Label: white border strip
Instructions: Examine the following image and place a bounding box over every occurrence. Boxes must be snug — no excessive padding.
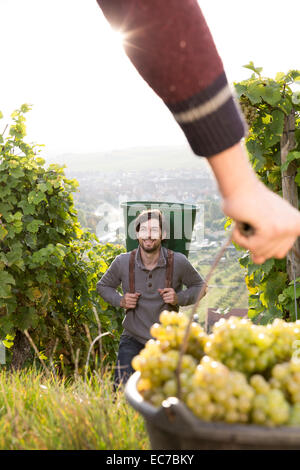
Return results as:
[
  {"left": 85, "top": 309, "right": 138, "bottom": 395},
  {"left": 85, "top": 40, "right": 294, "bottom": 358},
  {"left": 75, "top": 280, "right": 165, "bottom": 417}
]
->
[{"left": 173, "top": 84, "right": 232, "bottom": 124}]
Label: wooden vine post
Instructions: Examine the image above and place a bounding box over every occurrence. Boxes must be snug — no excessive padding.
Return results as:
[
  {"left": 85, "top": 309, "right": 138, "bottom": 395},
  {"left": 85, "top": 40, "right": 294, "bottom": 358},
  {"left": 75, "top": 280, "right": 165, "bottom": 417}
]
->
[
  {"left": 280, "top": 108, "right": 300, "bottom": 281},
  {"left": 235, "top": 65, "right": 300, "bottom": 322}
]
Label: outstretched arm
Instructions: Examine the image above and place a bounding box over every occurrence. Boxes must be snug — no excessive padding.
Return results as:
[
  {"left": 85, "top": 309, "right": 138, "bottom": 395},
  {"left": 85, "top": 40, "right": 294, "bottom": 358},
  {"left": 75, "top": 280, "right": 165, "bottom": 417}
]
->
[
  {"left": 96, "top": 0, "right": 245, "bottom": 157},
  {"left": 96, "top": 0, "right": 300, "bottom": 263}
]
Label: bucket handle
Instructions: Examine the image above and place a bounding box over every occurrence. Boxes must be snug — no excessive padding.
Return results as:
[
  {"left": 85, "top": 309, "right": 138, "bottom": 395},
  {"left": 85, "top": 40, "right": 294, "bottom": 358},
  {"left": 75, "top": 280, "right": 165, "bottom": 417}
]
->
[{"left": 175, "top": 221, "right": 254, "bottom": 400}]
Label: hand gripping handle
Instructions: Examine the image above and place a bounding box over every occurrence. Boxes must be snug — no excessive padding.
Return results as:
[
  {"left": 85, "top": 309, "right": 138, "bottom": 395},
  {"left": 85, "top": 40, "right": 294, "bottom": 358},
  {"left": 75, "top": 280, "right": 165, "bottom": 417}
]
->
[{"left": 236, "top": 221, "right": 255, "bottom": 238}]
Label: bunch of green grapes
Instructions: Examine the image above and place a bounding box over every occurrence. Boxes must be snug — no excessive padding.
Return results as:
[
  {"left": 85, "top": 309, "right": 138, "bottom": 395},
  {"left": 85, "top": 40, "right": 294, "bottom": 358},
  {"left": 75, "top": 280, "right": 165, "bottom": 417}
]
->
[
  {"left": 269, "top": 360, "right": 300, "bottom": 426},
  {"left": 205, "top": 316, "right": 277, "bottom": 374},
  {"left": 270, "top": 360, "right": 300, "bottom": 404},
  {"left": 289, "top": 403, "right": 300, "bottom": 426},
  {"left": 267, "top": 319, "right": 300, "bottom": 362},
  {"left": 133, "top": 313, "right": 300, "bottom": 427},
  {"left": 186, "top": 356, "right": 254, "bottom": 423},
  {"left": 205, "top": 317, "right": 300, "bottom": 375},
  {"left": 132, "top": 310, "right": 207, "bottom": 406},
  {"left": 250, "top": 374, "right": 290, "bottom": 426},
  {"left": 132, "top": 337, "right": 198, "bottom": 407},
  {"left": 150, "top": 310, "right": 207, "bottom": 360},
  {"left": 239, "top": 96, "right": 259, "bottom": 127}
]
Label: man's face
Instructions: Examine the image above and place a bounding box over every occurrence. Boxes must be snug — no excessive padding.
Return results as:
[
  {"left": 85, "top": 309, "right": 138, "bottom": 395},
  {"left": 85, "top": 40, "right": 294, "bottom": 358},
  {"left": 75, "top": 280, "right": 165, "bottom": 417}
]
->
[{"left": 137, "top": 218, "right": 162, "bottom": 253}]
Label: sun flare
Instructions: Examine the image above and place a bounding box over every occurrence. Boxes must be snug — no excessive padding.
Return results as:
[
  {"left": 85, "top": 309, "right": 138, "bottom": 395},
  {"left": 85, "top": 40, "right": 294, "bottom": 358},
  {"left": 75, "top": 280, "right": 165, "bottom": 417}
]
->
[{"left": 108, "top": 30, "right": 125, "bottom": 50}]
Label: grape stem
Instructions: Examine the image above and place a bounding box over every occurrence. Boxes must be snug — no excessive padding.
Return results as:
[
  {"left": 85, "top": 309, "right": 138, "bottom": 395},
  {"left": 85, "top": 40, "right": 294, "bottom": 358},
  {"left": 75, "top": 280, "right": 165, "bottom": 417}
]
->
[{"left": 175, "top": 229, "right": 234, "bottom": 401}]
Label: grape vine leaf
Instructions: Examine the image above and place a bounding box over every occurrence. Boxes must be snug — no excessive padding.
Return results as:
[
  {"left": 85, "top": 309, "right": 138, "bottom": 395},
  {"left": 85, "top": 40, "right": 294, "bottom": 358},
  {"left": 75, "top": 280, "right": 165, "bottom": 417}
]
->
[
  {"left": 246, "top": 82, "right": 264, "bottom": 104},
  {"left": 246, "top": 139, "right": 265, "bottom": 170},
  {"left": 0, "top": 271, "right": 15, "bottom": 298},
  {"left": 27, "top": 219, "right": 43, "bottom": 233},
  {"left": 234, "top": 83, "right": 248, "bottom": 99},
  {"left": 264, "top": 272, "right": 288, "bottom": 304},
  {"left": 275, "top": 72, "right": 285, "bottom": 82},
  {"left": 281, "top": 151, "right": 300, "bottom": 172},
  {"left": 292, "top": 91, "right": 300, "bottom": 106},
  {"left": 0, "top": 225, "right": 8, "bottom": 241},
  {"left": 295, "top": 169, "right": 300, "bottom": 186},
  {"left": 243, "top": 62, "right": 263, "bottom": 76},
  {"left": 259, "top": 82, "right": 282, "bottom": 106},
  {"left": 10, "top": 168, "right": 25, "bottom": 179},
  {"left": 270, "top": 110, "right": 285, "bottom": 136}
]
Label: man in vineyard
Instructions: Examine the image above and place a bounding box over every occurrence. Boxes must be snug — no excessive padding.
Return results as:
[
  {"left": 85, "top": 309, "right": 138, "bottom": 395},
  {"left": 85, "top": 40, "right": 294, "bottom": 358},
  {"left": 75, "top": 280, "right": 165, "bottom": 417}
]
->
[
  {"left": 96, "top": 0, "right": 300, "bottom": 265},
  {"left": 97, "top": 209, "right": 206, "bottom": 387}
]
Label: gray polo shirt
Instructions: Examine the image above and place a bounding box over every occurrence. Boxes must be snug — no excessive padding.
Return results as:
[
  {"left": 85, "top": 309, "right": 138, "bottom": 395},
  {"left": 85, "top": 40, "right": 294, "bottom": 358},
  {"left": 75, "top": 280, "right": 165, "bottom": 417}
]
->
[{"left": 96, "top": 245, "right": 204, "bottom": 345}]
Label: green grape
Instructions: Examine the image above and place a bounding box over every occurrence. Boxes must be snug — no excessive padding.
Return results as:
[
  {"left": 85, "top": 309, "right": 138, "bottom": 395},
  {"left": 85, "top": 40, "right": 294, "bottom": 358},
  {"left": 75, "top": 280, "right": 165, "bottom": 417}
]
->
[
  {"left": 186, "top": 356, "right": 254, "bottom": 423},
  {"left": 137, "top": 377, "right": 153, "bottom": 394},
  {"left": 163, "top": 379, "right": 177, "bottom": 397},
  {"left": 250, "top": 375, "right": 270, "bottom": 395},
  {"left": 133, "top": 324, "right": 198, "bottom": 407},
  {"left": 139, "top": 339, "right": 161, "bottom": 359},
  {"left": 149, "top": 390, "right": 165, "bottom": 407},
  {"left": 268, "top": 390, "right": 291, "bottom": 425},
  {"left": 239, "top": 96, "right": 259, "bottom": 127},
  {"left": 238, "top": 395, "right": 253, "bottom": 413},
  {"left": 205, "top": 316, "right": 300, "bottom": 376},
  {"left": 150, "top": 310, "right": 207, "bottom": 360},
  {"left": 289, "top": 403, "right": 300, "bottom": 426},
  {"left": 159, "top": 310, "right": 189, "bottom": 328},
  {"left": 270, "top": 358, "right": 300, "bottom": 404},
  {"left": 205, "top": 316, "right": 276, "bottom": 374},
  {"left": 134, "top": 312, "right": 300, "bottom": 427},
  {"left": 252, "top": 408, "right": 267, "bottom": 425},
  {"left": 225, "top": 410, "right": 240, "bottom": 423},
  {"left": 251, "top": 389, "right": 290, "bottom": 426},
  {"left": 268, "top": 319, "right": 300, "bottom": 361}
]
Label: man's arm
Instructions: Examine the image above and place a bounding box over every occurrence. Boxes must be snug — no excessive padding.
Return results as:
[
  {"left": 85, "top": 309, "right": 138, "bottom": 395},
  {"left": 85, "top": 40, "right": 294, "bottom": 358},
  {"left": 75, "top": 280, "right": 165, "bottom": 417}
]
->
[
  {"left": 96, "top": 0, "right": 245, "bottom": 158},
  {"left": 96, "top": 0, "right": 300, "bottom": 263},
  {"left": 96, "top": 256, "right": 123, "bottom": 308},
  {"left": 176, "top": 255, "right": 206, "bottom": 307}
]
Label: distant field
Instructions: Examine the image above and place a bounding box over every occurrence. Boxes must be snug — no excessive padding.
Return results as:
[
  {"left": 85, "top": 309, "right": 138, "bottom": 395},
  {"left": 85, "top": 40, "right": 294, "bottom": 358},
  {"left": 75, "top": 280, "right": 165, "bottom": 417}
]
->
[{"left": 44, "top": 145, "right": 210, "bottom": 173}]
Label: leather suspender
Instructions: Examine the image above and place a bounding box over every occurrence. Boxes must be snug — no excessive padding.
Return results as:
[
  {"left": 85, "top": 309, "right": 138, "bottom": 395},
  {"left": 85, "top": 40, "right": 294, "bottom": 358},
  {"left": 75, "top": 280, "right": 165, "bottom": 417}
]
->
[
  {"left": 129, "top": 249, "right": 137, "bottom": 293},
  {"left": 129, "top": 248, "right": 174, "bottom": 292},
  {"left": 165, "top": 249, "right": 174, "bottom": 288}
]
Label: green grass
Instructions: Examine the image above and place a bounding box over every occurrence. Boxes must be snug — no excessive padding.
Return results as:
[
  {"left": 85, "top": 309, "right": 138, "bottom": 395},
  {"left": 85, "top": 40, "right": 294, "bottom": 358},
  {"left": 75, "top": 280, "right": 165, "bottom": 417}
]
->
[
  {"left": 0, "top": 367, "right": 149, "bottom": 450},
  {"left": 0, "top": 244, "right": 249, "bottom": 450}
]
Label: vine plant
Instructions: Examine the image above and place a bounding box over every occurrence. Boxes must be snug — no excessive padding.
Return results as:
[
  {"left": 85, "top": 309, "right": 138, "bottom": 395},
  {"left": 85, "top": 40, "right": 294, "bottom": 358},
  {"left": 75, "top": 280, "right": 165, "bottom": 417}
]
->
[
  {"left": 230, "top": 63, "right": 300, "bottom": 323},
  {"left": 0, "top": 105, "right": 125, "bottom": 371}
]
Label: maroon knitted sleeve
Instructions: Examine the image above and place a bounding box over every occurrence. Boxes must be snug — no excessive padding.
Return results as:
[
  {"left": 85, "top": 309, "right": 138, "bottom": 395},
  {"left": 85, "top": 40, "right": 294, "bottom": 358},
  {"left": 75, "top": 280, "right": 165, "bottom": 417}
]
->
[{"left": 96, "top": 0, "right": 247, "bottom": 157}]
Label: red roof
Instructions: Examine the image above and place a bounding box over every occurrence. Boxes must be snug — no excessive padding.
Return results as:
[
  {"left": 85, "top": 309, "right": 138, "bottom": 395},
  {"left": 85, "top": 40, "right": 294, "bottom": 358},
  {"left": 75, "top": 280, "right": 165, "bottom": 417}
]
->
[{"left": 205, "top": 308, "right": 248, "bottom": 332}]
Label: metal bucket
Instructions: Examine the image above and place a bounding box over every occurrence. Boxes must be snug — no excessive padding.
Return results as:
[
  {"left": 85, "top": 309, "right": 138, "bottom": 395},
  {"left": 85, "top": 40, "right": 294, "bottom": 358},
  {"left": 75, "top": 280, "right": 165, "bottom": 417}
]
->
[{"left": 125, "top": 371, "right": 300, "bottom": 450}]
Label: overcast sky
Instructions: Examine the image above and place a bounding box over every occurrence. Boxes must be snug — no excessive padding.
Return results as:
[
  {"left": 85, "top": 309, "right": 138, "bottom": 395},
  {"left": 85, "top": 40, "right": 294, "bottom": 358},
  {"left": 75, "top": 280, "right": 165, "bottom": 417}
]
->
[{"left": 1, "top": 0, "right": 299, "bottom": 158}]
